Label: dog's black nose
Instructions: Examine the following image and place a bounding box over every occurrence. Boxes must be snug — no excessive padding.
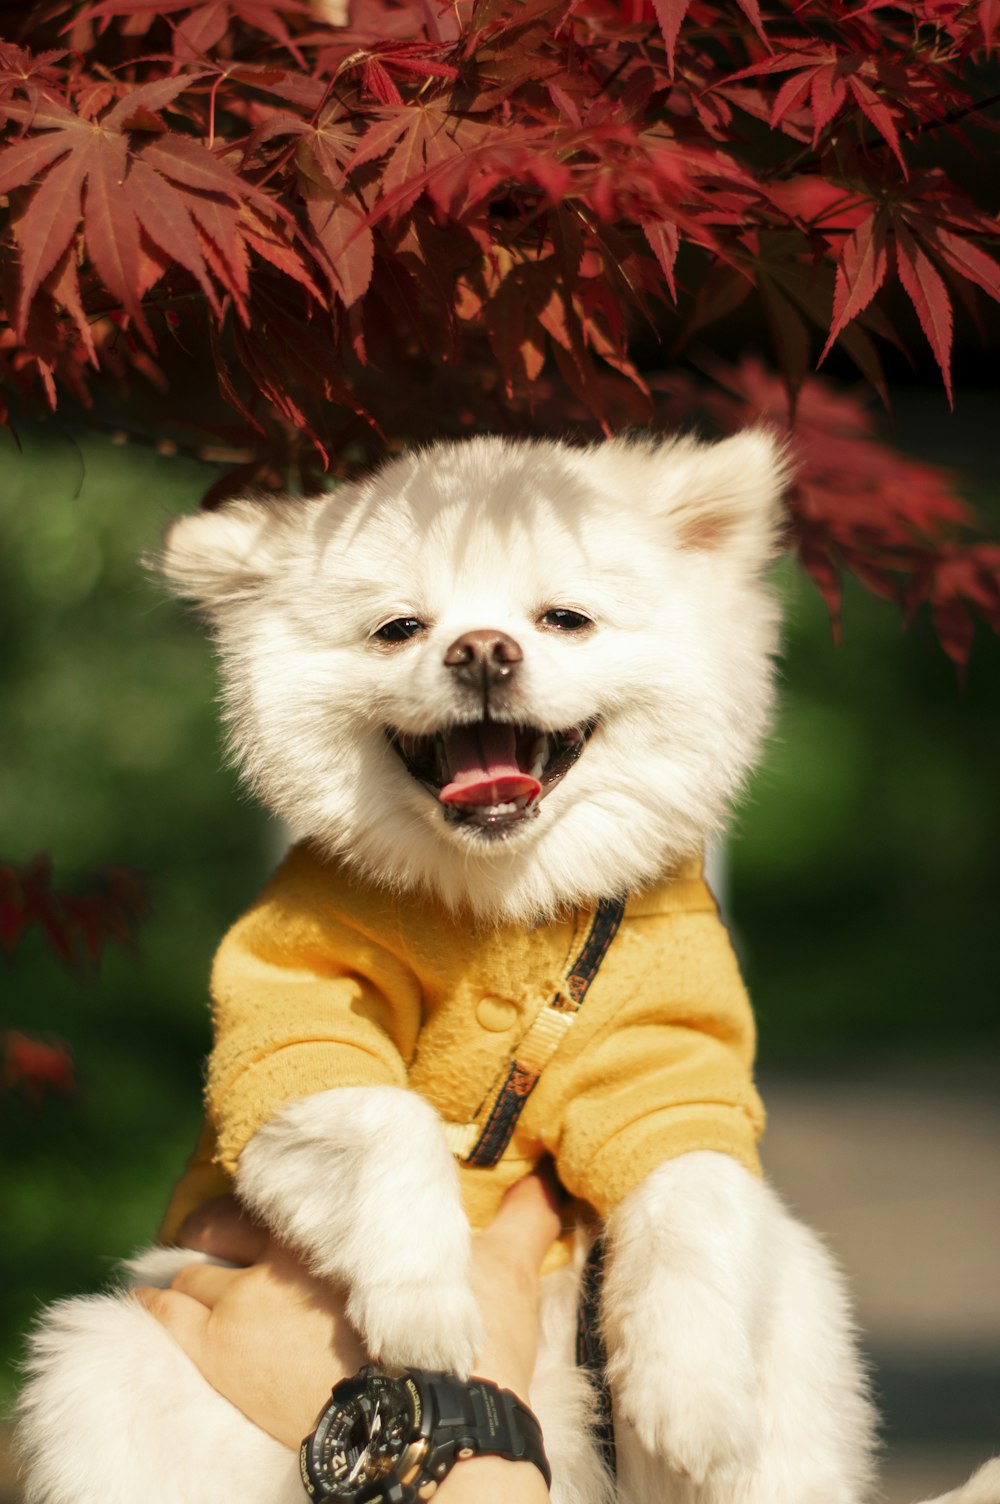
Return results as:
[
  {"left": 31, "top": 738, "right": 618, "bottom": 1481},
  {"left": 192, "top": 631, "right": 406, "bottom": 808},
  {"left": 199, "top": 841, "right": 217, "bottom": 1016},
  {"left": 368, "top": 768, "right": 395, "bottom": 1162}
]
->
[{"left": 443, "top": 629, "right": 523, "bottom": 691}]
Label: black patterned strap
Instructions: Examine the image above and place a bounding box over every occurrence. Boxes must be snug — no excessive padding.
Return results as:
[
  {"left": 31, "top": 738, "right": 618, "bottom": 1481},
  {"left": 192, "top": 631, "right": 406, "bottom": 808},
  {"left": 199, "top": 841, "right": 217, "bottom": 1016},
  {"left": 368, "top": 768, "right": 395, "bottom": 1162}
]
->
[
  {"left": 576, "top": 1235, "right": 616, "bottom": 1479},
  {"left": 563, "top": 895, "right": 626, "bottom": 1006}
]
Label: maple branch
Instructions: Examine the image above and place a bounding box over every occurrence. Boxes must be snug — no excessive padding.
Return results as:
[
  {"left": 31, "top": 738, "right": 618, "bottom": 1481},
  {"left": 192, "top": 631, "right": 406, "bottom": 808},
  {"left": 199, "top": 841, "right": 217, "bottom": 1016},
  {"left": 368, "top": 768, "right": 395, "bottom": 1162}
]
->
[
  {"left": 904, "top": 87, "right": 1000, "bottom": 140},
  {"left": 590, "top": 51, "right": 632, "bottom": 97},
  {"left": 760, "top": 86, "right": 1000, "bottom": 183},
  {"left": 84, "top": 418, "right": 257, "bottom": 466}
]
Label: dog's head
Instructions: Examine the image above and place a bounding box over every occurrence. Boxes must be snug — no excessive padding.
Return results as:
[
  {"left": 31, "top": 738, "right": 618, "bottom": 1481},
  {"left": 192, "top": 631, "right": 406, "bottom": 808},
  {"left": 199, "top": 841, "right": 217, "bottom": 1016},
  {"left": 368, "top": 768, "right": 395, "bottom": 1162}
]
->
[{"left": 153, "top": 432, "right": 787, "bottom": 922}]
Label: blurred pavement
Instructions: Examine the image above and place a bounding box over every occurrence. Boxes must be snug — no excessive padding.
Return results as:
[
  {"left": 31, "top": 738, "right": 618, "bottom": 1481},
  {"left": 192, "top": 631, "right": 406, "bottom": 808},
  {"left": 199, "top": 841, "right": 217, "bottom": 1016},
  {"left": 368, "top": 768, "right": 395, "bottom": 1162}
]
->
[
  {"left": 762, "top": 1071, "right": 1000, "bottom": 1504},
  {"left": 2, "top": 1069, "right": 998, "bottom": 1504}
]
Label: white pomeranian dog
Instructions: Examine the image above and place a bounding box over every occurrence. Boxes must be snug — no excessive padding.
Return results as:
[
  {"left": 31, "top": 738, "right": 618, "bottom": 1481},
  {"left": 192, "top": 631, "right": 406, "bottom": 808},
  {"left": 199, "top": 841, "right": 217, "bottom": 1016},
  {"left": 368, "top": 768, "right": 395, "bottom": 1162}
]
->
[{"left": 17, "top": 433, "right": 997, "bottom": 1504}]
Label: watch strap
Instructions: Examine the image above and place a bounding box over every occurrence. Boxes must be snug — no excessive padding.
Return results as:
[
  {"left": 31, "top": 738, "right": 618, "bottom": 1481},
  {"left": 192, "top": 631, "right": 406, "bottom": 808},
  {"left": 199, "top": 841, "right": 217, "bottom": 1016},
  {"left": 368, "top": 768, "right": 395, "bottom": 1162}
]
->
[{"left": 423, "top": 1373, "right": 550, "bottom": 1488}]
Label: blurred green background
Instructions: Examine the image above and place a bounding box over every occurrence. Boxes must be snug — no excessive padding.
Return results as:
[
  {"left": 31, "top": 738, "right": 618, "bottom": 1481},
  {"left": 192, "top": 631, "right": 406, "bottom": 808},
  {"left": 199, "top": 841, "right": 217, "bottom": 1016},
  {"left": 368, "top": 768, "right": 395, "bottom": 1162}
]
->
[{"left": 0, "top": 397, "right": 997, "bottom": 1418}]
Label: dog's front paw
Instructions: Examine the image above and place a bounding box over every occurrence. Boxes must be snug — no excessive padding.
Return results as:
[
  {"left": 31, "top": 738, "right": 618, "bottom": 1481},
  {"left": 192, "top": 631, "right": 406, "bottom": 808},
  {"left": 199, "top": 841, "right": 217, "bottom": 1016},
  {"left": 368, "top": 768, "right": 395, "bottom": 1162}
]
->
[
  {"left": 347, "top": 1277, "right": 484, "bottom": 1377},
  {"left": 611, "top": 1346, "right": 760, "bottom": 1484},
  {"left": 603, "top": 1154, "right": 776, "bottom": 1483}
]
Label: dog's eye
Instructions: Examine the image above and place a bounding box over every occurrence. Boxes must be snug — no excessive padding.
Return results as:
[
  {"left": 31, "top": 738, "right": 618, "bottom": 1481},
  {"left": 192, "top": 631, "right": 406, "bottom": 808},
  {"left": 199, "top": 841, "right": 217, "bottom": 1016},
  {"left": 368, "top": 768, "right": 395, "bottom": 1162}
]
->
[
  {"left": 373, "top": 617, "right": 426, "bottom": 644},
  {"left": 539, "top": 609, "right": 593, "bottom": 633}
]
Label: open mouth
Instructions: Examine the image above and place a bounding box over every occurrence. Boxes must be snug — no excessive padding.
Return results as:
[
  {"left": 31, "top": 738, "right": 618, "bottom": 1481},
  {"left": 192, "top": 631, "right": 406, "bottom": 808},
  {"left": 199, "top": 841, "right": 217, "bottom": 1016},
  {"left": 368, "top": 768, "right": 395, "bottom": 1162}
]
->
[{"left": 389, "top": 718, "right": 594, "bottom": 834}]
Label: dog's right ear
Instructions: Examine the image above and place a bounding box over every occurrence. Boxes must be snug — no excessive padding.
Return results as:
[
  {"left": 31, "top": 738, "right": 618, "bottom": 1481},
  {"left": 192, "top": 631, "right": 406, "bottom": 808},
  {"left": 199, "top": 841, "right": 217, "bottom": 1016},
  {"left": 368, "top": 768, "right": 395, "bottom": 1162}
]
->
[{"left": 146, "top": 496, "right": 292, "bottom": 611}]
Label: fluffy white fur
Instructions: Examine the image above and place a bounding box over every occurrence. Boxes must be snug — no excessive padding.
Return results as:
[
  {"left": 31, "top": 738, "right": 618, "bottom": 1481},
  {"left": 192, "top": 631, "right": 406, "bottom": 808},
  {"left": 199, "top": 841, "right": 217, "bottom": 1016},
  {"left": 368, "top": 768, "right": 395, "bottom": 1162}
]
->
[
  {"left": 913, "top": 1463, "right": 1000, "bottom": 1504},
  {"left": 17, "top": 433, "right": 992, "bottom": 1504},
  {"left": 607, "top": 1156, "right": 877, "bottom": 1504},
  {"left": 17, "top": 1291, "right": 304, "bottom": 1504},
  {"left": 155, "top": 432, "right": 786, "bottom": 922}
]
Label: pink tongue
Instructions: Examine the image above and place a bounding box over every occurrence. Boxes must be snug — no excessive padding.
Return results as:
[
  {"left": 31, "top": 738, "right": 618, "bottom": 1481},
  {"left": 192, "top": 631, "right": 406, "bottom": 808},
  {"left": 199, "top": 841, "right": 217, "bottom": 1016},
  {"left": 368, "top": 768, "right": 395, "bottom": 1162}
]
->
[{"left": 439, "top": 722, "right": 541, "bottom": 808}]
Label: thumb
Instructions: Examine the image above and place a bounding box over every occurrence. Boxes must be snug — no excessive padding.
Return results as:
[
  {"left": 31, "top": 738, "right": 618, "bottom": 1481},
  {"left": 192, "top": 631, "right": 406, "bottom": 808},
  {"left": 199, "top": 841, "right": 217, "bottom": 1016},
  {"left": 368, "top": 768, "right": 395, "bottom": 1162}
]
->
[{"left": 480, "top": 1169, "right": 563, "bottom": 1273}]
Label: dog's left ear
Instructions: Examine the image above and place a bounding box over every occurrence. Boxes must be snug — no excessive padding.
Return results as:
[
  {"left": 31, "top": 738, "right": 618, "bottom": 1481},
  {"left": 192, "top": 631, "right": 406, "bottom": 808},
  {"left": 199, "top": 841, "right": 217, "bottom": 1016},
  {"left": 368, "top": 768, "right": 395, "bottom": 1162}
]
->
[
  {"left": 145, "top": 495, "right": 300, "bottom": 615},
  {"left": 626, "top": 428, "right": 791, "bottom": 574}
]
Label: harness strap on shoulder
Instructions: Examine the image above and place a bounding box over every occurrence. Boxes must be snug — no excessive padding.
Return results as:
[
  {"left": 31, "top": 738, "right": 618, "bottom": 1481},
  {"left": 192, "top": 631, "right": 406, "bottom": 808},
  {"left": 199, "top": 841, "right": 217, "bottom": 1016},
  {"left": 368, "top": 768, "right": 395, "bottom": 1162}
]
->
[{"left": 444, "top": 895, "right": 626, "bottom": 1170}]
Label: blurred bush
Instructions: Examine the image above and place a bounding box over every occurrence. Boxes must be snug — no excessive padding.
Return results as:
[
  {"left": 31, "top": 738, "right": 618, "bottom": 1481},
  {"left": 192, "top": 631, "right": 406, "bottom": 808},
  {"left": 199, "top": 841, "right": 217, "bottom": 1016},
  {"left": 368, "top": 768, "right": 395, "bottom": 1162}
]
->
[
  {"left": 0, "top": 426, "right": 272, "bottom": 1402},
  {"left": 1, "top": 406, "right": 997, "bottom": 1403},
  {"left": 737, "top": 559, "right": 1000, "bottom": 1065}
]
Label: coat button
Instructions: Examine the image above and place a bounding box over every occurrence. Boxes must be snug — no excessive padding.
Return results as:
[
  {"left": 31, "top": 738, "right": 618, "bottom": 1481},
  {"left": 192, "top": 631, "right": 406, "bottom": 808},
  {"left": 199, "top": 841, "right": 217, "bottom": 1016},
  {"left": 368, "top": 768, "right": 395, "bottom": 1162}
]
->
[{"left": 476, "top": 996, "right": 518, "bottom": 1031}]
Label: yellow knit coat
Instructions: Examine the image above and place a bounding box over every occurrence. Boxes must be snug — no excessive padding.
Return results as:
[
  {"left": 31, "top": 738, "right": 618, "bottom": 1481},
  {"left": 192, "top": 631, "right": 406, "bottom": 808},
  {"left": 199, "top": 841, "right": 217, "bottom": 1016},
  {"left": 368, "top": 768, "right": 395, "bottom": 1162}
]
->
[{"left": 161, "top": 841, "right": 764, "bottom": 1243}]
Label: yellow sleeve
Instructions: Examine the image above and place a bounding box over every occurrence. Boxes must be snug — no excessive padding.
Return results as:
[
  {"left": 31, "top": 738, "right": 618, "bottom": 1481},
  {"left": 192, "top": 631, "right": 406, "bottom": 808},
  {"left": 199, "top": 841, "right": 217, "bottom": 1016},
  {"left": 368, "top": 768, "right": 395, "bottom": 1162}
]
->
[
  {"left": 207, "top": 845, "right": 420, "bottom": 1173},
  {"left": 531, "top": 900, "right": 764, "bottom": 1219}
]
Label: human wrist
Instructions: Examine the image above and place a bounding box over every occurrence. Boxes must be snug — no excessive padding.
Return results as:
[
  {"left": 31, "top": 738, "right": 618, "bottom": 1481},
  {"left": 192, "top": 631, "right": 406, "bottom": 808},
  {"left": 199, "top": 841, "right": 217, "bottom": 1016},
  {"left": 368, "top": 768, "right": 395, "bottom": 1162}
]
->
[{"left": 470, "top": 1363, "right": 533, "bottom": 1411}]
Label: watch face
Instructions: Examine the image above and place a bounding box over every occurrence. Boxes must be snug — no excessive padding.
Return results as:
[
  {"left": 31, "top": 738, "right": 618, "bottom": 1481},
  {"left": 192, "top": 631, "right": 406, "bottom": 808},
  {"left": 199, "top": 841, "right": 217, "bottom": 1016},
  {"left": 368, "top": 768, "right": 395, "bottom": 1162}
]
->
[{"left": 305, "top": 1372, "right": 418, "bottom": 1500}]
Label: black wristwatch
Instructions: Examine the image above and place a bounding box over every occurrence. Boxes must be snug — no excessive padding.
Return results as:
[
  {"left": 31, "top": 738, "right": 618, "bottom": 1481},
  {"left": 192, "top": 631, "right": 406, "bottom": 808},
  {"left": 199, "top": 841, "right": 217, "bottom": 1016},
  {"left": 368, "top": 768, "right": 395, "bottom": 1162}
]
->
[{"left": 299, "top": 1364, "right": 551, "bottom": 1502}]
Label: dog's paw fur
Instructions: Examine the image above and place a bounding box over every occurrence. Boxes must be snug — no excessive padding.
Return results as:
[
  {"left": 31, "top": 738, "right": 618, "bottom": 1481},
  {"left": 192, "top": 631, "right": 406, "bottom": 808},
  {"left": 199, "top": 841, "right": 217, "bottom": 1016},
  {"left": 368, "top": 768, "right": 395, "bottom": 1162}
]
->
[
  {"left": 235, "top": 1084, "right": 482, "bottom": 1371},
  {"left": 612, "top": 1334, "right": 760, "bottom": 1483},
  {"left": 347, "top": 1276, "right": 483, "bottom": 1376},
  {"left": 606, "top": 1152, "right": 877, "bottom": 1503},
  {"left": 603, "top": 1153, "right": 766, "bottom": 1481}
]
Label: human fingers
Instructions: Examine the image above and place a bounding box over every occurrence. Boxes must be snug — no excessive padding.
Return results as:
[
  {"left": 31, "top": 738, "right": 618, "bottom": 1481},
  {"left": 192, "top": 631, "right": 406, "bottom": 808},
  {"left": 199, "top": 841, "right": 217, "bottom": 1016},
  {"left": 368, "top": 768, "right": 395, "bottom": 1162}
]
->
[
  {"left": 141, "top": 1250, "right": 364, "bottom": 1450},
  {"left": 165, "top": 1260, "right": 245, "bottom": 1308},
  {"left": 131, "top": 1283, "right": 211, "bottom": 1355},
  {"left": 176, "top": 1196, "right": 268, "bottom": 1264}
]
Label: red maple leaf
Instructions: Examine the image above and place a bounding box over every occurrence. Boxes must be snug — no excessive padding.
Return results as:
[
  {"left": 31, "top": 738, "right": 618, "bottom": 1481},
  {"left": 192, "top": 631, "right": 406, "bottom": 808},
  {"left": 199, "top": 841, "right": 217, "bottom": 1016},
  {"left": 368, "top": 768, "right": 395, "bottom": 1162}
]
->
[
  {"left": 2, "top": 1031, "right": 77, "bottom": 1104},
  {"left": 0, "top": 857, "right": 150, "bottom": 969}
]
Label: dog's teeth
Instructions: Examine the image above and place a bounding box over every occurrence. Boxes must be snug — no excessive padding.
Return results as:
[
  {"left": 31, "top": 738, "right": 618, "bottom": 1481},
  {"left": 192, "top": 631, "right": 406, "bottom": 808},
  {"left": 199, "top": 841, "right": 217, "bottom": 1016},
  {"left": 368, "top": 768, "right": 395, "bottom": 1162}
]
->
[
  {"left": 529, "top": 735, "right": 549, "bottom": 780},
  {"left": 495, "top": 801, "right": 517, "bottom": 814}
]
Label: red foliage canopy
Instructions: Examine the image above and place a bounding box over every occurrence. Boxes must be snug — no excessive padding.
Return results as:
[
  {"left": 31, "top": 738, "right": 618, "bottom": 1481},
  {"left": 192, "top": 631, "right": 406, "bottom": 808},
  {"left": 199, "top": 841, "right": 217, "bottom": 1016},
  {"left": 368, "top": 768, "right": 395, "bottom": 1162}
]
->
[{"left": 1, "top": 0, "right": 999, "bottom": 658}]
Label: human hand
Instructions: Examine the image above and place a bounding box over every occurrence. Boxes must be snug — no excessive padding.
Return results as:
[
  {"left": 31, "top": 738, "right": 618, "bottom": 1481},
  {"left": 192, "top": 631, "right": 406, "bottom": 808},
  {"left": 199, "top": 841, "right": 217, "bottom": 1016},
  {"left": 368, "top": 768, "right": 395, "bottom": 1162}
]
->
[{"left": 134, "top": 1169, "right": 561, "bottom": 1454}]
